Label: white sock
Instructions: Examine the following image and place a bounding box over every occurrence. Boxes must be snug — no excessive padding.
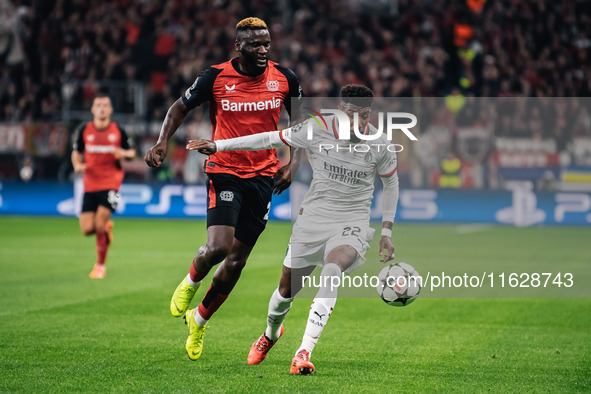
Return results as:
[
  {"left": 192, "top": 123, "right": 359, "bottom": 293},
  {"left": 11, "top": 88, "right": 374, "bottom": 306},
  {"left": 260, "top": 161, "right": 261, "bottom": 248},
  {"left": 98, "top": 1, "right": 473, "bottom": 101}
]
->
[
  {"left": 186, "top": 274, "right": 200, "bottom": 288},
  {"left": 194, "top": 309, "right": 209, "bottom": 326},
  {"left": 265, "top": 287, "right": 294, "bottom": 341},
  {"left": 297, "top": 263, "right": 340, "bottom": 356}
]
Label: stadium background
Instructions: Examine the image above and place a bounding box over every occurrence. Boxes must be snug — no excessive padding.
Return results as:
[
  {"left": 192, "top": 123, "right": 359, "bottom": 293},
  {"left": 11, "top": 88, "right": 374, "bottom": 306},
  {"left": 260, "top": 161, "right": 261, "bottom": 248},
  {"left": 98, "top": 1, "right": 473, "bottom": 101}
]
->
[
  {"left": 1, "top": 0, "right": 591, "bottom": 225},
  {"left": 0, "top": 1, "right": 590, "bottom": 391}
]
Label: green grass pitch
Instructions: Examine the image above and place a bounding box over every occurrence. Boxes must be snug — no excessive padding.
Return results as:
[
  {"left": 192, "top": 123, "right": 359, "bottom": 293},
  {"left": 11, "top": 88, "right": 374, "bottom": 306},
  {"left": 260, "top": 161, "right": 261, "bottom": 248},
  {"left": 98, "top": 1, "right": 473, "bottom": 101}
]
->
[{"left": 0, "top": 217, "right": 589, "bottom": 392}]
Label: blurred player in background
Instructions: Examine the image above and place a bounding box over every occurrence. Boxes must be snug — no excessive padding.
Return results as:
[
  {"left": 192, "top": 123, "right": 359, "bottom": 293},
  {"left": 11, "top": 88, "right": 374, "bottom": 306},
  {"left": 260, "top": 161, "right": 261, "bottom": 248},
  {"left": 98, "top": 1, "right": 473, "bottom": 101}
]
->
[
  {"left": 72, "top": 93, "right": 136, "bottom": 279},
  {"left": 188, "top": 85, "right": 398, "bottom": 374},
  {"left": 144, "top": 17, "right": 303, "bottom": 360}
]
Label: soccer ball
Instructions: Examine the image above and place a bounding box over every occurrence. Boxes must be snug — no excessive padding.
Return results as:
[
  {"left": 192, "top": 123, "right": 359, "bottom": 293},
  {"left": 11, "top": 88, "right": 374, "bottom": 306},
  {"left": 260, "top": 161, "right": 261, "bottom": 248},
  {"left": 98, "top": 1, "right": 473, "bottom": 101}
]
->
[{"left": 376, "top": 262, "right": 421, "bottom": 306}]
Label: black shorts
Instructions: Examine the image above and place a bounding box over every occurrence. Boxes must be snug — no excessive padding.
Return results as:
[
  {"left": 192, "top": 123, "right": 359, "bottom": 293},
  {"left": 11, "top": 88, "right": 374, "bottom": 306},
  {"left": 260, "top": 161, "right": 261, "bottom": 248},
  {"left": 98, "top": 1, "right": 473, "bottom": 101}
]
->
[
  {"left": 206, "top": 173, "right": 273, "bottom": 246},
  {"left": 82, "top": 190, "right": 120, "bottom": 213}
]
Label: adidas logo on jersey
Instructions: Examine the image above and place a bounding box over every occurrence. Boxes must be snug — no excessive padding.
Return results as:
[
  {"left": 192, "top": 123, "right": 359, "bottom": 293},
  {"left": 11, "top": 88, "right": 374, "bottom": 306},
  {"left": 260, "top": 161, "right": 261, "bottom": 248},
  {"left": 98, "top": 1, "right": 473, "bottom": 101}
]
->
[{"left": 221, "top": 98, "right": 281, "bottom": 112}]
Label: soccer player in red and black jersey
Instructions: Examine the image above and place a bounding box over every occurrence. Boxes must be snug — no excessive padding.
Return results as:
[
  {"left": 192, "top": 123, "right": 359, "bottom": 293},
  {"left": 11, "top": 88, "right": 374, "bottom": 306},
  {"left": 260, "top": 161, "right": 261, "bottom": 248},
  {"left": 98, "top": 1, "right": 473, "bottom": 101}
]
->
[
  {"left": 72, "top": 93, "right": 136, "bottom": 279},
  {"left": 144, "top": 17, "right": 303, "bottom": 360}
]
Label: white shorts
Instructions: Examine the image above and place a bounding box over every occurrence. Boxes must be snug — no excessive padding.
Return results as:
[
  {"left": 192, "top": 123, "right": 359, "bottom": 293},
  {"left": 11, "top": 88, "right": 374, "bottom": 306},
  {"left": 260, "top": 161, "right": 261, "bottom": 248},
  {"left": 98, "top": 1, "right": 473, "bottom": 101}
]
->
[{"left": 283, "top": 221, "right": 375, "bottom": 274}]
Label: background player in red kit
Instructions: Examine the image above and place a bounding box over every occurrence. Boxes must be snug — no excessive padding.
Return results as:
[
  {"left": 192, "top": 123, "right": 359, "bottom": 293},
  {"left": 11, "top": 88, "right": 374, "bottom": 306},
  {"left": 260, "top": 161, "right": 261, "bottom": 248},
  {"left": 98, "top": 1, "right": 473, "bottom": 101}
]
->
[
  {"left": 72, "top": 93, "right": 136, "bottom": 279},
  {"left": 144, "top": 17, "right": 303, "bottom": 360}
]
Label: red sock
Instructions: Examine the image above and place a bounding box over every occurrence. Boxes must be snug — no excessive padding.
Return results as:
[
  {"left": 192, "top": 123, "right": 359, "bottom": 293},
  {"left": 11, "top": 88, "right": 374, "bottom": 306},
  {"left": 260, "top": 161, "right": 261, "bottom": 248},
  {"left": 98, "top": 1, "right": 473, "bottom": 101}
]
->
[
  {"left": 197, "top": 285, "right": 229, "bottom": 320},
  {"left": 96, "top": 231, "right": 109, "bottom": 266},
  {"left": 189, "top": 258, "right": 209, "bottom": 282}
]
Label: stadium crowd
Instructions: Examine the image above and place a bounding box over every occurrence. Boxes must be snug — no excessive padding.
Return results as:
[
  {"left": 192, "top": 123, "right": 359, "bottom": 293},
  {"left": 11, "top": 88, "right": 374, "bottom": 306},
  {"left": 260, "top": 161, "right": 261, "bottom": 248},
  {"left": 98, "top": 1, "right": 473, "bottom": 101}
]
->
[
  {"left": 1, "top": 0, "right": 590, "bottom": 186},
  {"left": 2, "top": 0, "right": 591, "bottom": 122}
]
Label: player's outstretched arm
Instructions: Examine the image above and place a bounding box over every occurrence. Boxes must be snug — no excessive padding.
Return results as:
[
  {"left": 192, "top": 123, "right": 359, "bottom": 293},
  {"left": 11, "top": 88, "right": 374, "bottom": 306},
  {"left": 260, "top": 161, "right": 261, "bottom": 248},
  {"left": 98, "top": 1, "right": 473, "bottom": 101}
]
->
[
  {"left": 187, "top": 129, "right": 299, "bottom": 195},
  {"left": 186, "top": 140, "right": 217, "bottom": 155},
  {"left": 187, "top": 129, "right": 288, "bottom": 154},
  {"left": 145, "top": 98, "right": 189, "bottom": 168}
]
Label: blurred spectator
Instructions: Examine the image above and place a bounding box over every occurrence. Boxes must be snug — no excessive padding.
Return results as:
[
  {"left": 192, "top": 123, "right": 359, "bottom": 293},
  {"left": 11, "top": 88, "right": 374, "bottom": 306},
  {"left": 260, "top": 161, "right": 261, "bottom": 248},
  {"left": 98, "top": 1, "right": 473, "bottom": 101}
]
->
[
  {"left": 0, "top": 0, "right": 24, "bottom": 66},
  {"left": 439, "top": 151, "right": 461, "bottom": 188},
  {"left": 18, "top": 152, "right": 34, "bottom": 182},
  {"left": 0, "top": 0, "right": 589, "bottom": 124}
]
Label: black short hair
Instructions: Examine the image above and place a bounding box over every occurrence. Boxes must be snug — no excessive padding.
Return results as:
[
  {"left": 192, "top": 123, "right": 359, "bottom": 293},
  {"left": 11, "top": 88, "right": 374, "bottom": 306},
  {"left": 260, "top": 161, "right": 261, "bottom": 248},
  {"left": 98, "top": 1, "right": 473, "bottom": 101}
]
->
[
  {"left": 93, "top": 92, "right": 110, "bottom": 101},
  {"left": 340, "top": 84, "right": 374, "bottom": 108}
]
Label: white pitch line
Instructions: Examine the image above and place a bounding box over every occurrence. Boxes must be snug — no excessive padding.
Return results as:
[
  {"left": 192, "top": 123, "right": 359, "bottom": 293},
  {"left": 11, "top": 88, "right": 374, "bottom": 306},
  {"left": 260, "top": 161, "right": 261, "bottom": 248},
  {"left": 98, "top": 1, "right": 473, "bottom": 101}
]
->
[{"left": 456, "top": 225, "right": 491, "bottom": 235}]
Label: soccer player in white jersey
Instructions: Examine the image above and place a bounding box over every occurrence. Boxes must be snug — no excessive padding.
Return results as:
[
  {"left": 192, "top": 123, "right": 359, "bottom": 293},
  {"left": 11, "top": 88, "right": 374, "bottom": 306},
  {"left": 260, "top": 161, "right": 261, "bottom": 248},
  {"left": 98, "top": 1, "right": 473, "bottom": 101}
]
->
[{"left": 187, "top": 85, "right": 399, "bottom": 375}]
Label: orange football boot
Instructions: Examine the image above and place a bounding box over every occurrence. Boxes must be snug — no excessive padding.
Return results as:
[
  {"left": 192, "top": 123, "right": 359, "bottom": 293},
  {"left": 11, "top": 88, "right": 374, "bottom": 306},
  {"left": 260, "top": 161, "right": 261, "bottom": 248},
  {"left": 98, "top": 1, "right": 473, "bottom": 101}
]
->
[
  {"left": 247, "top": 325, "right": 284, "bottom": 365},
  {"left": 89, "top": 264, "right": 106, "bottom": 279},
  {"left": 290, "top": 349, "right": 315, "bottom": 375}
]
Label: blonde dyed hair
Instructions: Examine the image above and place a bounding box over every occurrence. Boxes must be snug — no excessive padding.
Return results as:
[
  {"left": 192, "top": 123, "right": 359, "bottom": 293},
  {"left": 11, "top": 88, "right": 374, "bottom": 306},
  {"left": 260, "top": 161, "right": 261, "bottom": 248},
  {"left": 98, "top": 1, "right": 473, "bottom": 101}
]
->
[{"left": 236, "top": 17, "right": 268, "bottom": 31}]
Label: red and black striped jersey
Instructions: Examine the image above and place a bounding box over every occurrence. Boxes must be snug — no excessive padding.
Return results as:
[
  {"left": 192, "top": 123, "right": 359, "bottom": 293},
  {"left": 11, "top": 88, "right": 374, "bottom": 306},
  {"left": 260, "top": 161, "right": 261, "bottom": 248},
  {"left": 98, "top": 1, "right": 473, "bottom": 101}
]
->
[
  {"left": 182, "top": 57, "right": 303, "bottom": 178},
  {"left": 73, "top": 121, "right": 132, "bottom": 192}
]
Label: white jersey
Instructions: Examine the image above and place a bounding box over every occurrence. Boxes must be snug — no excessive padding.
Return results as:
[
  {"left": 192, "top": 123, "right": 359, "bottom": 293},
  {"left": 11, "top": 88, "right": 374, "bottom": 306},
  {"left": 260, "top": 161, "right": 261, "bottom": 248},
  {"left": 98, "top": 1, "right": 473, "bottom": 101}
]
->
[
  {"left": 213, "top": 115, "right": 399, "bottom": 273},
  {"left": 281, "top": 116, "right": 398, "bottom": 228}
]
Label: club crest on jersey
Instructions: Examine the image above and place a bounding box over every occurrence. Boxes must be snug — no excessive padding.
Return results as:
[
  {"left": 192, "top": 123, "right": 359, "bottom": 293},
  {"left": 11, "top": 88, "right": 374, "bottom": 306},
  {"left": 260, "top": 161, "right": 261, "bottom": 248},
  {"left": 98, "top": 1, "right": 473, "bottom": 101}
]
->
[
  {"left": 266, "top": 80, "right": 279, "bottom": 92},
  {"left": 225, "top": 84, "right": 236, "bottom": 93},
  {"left": 364, "top": 152, "right": 373, "bottom": 163},
  {"left": 220, "top": 191, "right": 234, "bottom": 202},
  {"left": 108, "top": 133, "right": 117, "bottom": 142}
]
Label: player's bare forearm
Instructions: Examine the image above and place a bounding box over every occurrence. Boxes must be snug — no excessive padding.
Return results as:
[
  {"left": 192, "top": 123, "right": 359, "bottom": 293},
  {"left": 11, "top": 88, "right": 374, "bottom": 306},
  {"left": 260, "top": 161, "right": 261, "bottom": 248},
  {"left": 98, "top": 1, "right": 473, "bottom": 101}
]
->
[
  {"left": 379, "top": 221, "right": 395, "bottom": 262},
  {"left": 145, "top": 99, "right": 189, "bottom": 168},
  {"left": 115, "top": 148, "right": 136, "bottom": 160},
  {"left": 271, "top": 146, "right": 301, "bottom": 195},
  {"left": 272, "top": 164, "right": 292, "bottom": 195},
  {"left": 273, "top": 145, "right": 301, "bottom": 195},
  {"left": 71, "top": 150, "right": 81, "bottom": 167},
  {"left": 157, "top": 99, "right": 189, "bottom": 144},
  {"left": 71, "top": 150, "right": 86, "bottom": 173}
]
